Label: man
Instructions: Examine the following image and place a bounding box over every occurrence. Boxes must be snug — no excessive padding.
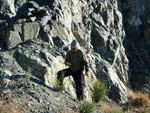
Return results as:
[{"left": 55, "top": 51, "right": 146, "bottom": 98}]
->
[{"left": 57, "top": 40, "right": 89, "bottom": 100}]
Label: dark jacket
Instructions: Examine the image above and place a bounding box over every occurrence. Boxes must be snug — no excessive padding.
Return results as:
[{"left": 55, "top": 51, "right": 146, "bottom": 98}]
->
[{"left": 65, "top": 49, "right": 89, "bottom": 72}]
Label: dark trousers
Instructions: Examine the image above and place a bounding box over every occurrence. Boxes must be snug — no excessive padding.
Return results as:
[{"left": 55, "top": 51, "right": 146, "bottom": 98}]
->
[{"left": 57, "top": 68, "right": 84, "bottom": 100}]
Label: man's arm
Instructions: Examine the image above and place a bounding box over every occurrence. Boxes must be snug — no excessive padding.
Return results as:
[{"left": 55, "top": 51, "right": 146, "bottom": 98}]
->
[
  {"left": 82, "top": 51, "right": 89, "bottom": 73},
  {"left": 65, "top": 52, "right": 71, "bottom": 66}
]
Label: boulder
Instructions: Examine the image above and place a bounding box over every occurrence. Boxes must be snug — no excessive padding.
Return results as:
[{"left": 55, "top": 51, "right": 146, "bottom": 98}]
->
[
  {"left": 23, "top": 22, "right": 40, "bottom": 41},
  {"left": 0, "top": 0, "right": 133, "bottom": 104},
  {"left": 5, "top": 31, "right": 22, "bottom": 49},
  {"left": 2, "top": 22, "right": 40, "bottom": 49},
  {"left": 15, "top": 50, "right": 50, "bottom": 82},
  {"left": 13, "top": 22, "right": 40, "bottom": 41},
  {"left": 14, "top": 50, "right": 65, "bottom": 88}
]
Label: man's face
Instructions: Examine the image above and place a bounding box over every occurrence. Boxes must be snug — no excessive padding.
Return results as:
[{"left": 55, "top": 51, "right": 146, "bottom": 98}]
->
[{"left": 71, "top": 46, "right": 77, "bottom": 52}]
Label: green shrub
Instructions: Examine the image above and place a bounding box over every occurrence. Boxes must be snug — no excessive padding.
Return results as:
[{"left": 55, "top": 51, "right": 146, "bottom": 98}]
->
[
  {"left": 54, "top": 71, "right": 66, "bottom": 92},
  {"left": 24, "top": 68, "right": 32, "bottom": 84},
  {"left": 80, "top": 101, "right": 94, "bottom": 113},
  {"left": 54, "top": 79, "right": 65, "bottom": 92},
  {"left": 92, "top": 79, "right": 107, "bottom": 102}
]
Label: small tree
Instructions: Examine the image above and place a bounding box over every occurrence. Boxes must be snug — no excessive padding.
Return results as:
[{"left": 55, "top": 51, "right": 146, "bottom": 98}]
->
[
  {"left": 54, "top": 71, "right": 65, "bottom": 92},
  {"left": 54, "top": 79, "right": 65, "bottom": 92},
  {"left": 92, "top": 79, "right": 107, "bottom": 103}
]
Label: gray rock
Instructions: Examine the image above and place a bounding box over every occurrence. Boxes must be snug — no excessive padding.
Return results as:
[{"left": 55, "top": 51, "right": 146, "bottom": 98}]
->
[
  {"left": 14, "top": 0, "right": 27, "bottom": 12},
  {"left": 0, "top": 0, "right": 16, "bottom": 17},
  {"left": 15, "top": 50, "right": 48, "bottom": 81},
  {"left": 0, "top": 69, "right": 12, "bottom": 88},
  {"left": 122, "top": 0, "right": 150, "bottom": 92},
  {"left": 1, "top": 22, "right": 40, "bottom": 49},
  {"left": 91, "top": 26, "right": 109, "bottom": 47},
  {"left": 27, "top": 1, "right": 40, "bottom": 9},
  {"left": 24, "top": 22, "right": 40, "bottom": 41},
  {"left": 1, "top": 0, "right": 148, "bottom": 108},
  {"left": 96, "top": 59, "right": 127, "bottom": 104},
  {"left": 4, "top": 31, "right": 22, "bottom": 49}
]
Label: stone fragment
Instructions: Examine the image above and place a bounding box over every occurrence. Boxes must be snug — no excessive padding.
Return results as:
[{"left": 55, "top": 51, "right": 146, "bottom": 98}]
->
[{"left": 24, "top": 22, "right": 40, "bottom": 41}]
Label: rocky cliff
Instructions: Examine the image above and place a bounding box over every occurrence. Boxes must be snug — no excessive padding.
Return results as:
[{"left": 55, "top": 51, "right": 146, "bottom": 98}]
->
[
  {"left": 0, "top": 0, "right": 149, "bottom": 111},
  {"left": 122, "top": 0, "right": 150, "bottom": 94}
]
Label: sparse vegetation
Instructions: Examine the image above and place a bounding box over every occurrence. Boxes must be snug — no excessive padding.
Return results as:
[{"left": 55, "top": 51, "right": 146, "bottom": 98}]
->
[
  {"left": 99, "top": 104, "right": 124, "bottom": 113},
  {"left": 54, "top": 79, "right": 65, "bottom": 92},
  {"left": 127, "top": 90, "right": 150, "bottom": 113},
  {"left": 0, "top": 93, "right": 24, "bottom": 113},
  {"left": 80, "top": 101, "right": 94, "bottom": 113},
  {"left": 128, "top": 90, "right": 150, "bottom": 107},
  {"left": 92, "top": 79, "right": 107, "bottom": 102},
  {"left": 54, "top": 72, "right": 65, "bottom": 92},
  {"left": 24, "top": 68, "right": 32, "bottom": 84}
]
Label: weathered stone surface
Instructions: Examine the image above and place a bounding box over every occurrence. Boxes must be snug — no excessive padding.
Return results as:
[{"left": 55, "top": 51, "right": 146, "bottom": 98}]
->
[
  {"left": 24, "top": 22, "right": 40, "bottom": 41},
  {"left": 14, "top": 0, "right": 27, "bottom": 12},
  {"left": 0, "top": 0, "right": 131, "bottom": 103},
  {"left": 122, "top": 0, "right": 150, "bottom": 92},
  {"left": 91, "top": 26, "right": 109, "bottom": 48},
  {"left": 96, "top": 59, "right": 127, "bottom": 103},
  {"left": 1, "top": 22, "right": 40, "bottom": 49},
  {"left": 0, "top": 69, "right": 12, "bottom": 88},
  {"left": 0, "top": 0, "right": 16, "bottom": 17},
  {"left": 2, "top": 0, "right": 150, "bottom": 105},
  {"left": 27, "top": 1, "right": 40, "bottom": 9},
  {"left": 4, "top": 31, "right": 22, "bottom": 49},
  {"left": 15, "top": 50, "right": 49, "bottom": 82}
]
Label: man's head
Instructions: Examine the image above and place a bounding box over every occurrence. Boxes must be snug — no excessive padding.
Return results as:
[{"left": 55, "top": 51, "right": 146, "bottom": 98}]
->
[{"left": 71, "top": 40, "right": 79, "bottom": 52}]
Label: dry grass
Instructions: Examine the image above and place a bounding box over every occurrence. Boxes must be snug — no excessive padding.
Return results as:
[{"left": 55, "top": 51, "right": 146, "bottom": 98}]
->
[
  {"left": 0, "top": 93, "right": 25, "bottom": 113},
  {"left": 100, "top": 104, "right": 114, "bottom": 113},
  {"left": 128, "top": 90, "right": 150, "bottom": 107},
  {"left": 0, "top": 100, "right": 24, "bottom": 113},
  {"left": 99, "top": 104, "right": 123, "bottom": 113},
  {"left": 63, "top": 108, "right": 80, "bottom": 113},
  {"left": 127, "top": 90, "right": 150, "bottom": 113}
]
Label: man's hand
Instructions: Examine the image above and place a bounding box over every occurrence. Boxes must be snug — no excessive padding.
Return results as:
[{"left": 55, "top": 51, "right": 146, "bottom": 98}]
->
[
  {"left": 65, "top": 62, "right": 71, "bottom": 66},
  {"left": 83, "top": 72, "right": 89, "bottom": 76}
]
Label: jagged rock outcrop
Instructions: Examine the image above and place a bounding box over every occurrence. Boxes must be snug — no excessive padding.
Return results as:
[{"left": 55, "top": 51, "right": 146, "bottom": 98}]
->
[
  {"left": 0, "top": 0, "right": 16, "bottom": 17},
  {"left": 0, "top": 0, "right": 137, "bottom": 105},
  {"left": 122, "top": 0, "right": 150, "bottom": 94},
  {"left": 0, "top": 70, "right": 12, "bottom": 89},
  {"left": 2, "top": 22, "right": 40, "bottom": 49},
  {"left": 96, "top": 59, "right": 127, "bottom": 103}
]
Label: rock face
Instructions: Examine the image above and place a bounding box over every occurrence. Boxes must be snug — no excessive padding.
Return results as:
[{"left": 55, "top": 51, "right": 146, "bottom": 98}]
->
[
  {"left": 0, "top": 70, "right": 12, "bottom": 89},
  {"left": 0, "top": 0, "right": 16, "bottom": 17},
  {"left": 96, "top": 59, "right": 127, "bottom": 103},
  {"left": 2, "top": 22, "right": 40, "bottom": 49},
  {"left": 2, "top": 0, "right": 149, "bottom": 106},
  {"left": 122, "top": 0, "right": 150, "bottom": 94}
]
